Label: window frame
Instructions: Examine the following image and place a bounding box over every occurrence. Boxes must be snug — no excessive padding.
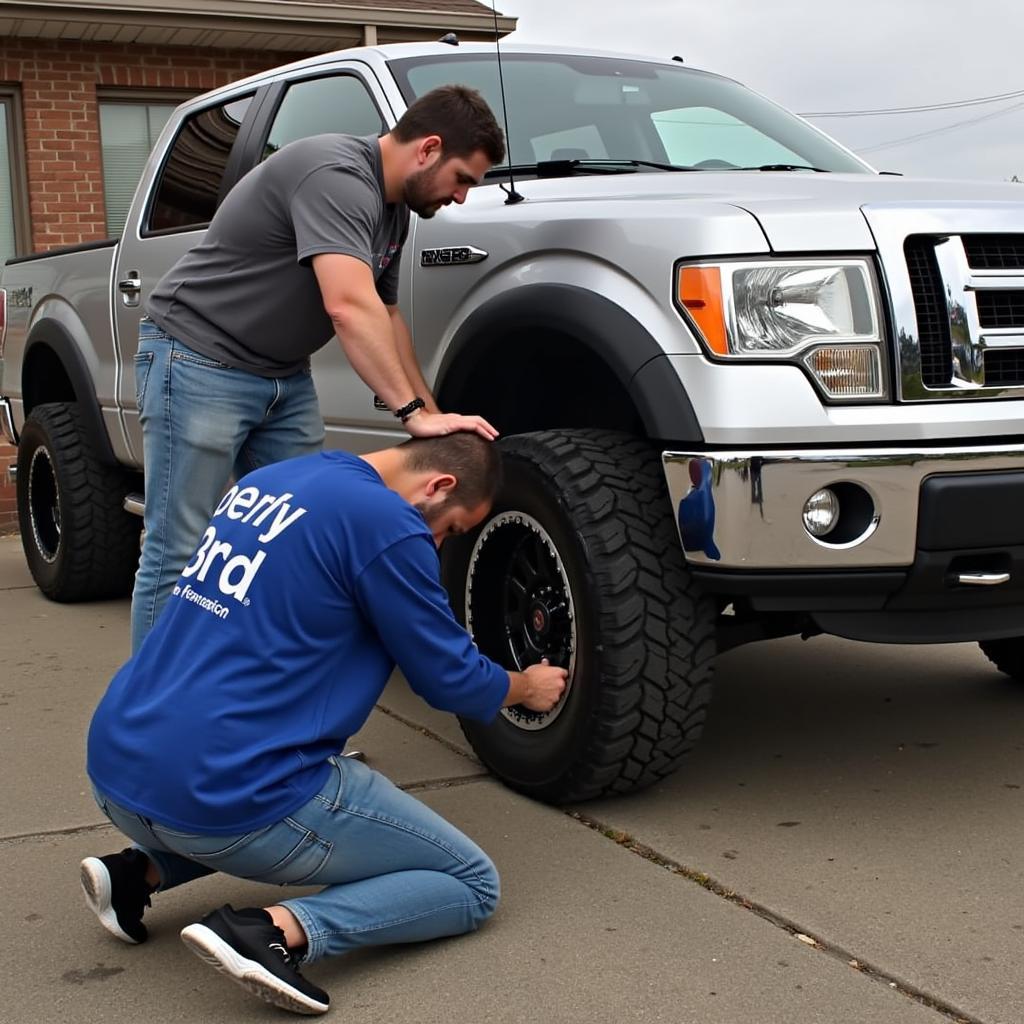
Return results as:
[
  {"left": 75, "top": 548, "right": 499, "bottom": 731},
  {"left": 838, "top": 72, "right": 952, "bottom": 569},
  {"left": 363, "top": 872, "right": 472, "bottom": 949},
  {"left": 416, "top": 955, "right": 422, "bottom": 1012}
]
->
[{"left": 0, "top": 85, "right": 32, "bottom": 259}]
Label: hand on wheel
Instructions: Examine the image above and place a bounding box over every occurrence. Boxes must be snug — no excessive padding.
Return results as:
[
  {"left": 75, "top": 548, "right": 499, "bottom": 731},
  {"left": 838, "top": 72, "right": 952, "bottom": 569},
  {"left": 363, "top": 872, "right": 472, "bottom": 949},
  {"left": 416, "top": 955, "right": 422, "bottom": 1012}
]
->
[{"left": 520, "top": 659, "right": 568, "bottom": 712}]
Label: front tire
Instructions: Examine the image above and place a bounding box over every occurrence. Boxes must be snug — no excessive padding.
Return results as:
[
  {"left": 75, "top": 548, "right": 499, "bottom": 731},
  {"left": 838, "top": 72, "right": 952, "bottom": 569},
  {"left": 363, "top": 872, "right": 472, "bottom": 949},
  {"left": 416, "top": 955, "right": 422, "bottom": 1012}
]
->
[
  {"left": 16, "top": 402, "right": 141, "bottom": 601},
  {"left": 442, "top": 429, "right": 716, "bottom": 803}
]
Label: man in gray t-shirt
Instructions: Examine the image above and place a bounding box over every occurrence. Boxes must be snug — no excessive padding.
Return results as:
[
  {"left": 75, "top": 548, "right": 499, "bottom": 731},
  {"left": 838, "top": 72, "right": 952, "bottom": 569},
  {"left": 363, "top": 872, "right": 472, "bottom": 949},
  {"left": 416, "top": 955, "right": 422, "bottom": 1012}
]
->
[
  {"left": 131, "top": 84, "right": 506, "bottom": 654},
  {"left": 148, "top": 133, "right": 410, "bottom": 377}
]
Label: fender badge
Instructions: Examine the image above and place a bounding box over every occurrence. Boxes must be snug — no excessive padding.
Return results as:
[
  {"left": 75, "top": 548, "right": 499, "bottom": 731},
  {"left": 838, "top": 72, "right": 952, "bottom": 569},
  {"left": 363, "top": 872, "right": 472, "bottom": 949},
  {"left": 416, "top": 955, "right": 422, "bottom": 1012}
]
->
[{"left": 420, "top": 246, "right": 488, "bottom": 267}]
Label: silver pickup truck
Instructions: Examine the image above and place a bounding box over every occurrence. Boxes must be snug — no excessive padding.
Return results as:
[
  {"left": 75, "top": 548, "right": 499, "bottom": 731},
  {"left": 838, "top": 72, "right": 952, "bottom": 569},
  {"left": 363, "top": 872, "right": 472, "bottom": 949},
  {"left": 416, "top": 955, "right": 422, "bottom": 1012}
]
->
[{"left": 3, "top": 42, "right": 1024, "bottom": 803}]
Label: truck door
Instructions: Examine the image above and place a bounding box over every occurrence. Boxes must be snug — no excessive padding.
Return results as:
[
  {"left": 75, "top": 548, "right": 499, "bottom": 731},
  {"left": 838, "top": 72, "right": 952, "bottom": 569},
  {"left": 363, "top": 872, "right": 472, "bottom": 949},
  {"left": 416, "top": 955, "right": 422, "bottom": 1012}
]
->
[{"left": 112, "top": 91, "right": 257, "bottom": 466}]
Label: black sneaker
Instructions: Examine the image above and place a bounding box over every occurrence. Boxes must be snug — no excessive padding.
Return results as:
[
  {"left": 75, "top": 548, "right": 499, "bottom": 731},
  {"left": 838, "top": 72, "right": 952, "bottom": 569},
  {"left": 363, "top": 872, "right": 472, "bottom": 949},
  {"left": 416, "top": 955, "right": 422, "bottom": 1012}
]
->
[
  {"left": 80, "top": 848, "right": 153, "bottom": 944},
  {"left": 180, "top": 905, "right": 329, "bottom": 1015}
]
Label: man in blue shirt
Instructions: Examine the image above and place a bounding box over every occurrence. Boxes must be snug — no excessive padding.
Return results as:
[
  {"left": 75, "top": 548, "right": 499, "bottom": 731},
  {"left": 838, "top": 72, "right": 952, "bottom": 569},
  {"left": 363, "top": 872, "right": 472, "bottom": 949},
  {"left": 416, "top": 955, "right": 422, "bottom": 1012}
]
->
[{"left": 81, "top": 433, "right": 567, "bottom": 1016}]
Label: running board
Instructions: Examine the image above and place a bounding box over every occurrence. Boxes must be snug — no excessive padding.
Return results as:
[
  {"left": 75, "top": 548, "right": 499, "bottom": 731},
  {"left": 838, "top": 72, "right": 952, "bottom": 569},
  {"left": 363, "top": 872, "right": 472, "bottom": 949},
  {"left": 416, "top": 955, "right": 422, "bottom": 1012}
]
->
[{"left": 124, "top": 493, "right": 144, "bottom": 517}]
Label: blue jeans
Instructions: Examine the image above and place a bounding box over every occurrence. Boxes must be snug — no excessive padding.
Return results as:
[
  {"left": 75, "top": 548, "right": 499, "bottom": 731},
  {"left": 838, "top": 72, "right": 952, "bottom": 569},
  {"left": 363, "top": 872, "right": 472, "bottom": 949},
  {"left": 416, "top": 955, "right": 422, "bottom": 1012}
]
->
[
  {"left": 93, "top": 755, "right": 499, "bottom": 963},
  {"left": 130, "top": 319, "right": 324, "bottom": 653}
]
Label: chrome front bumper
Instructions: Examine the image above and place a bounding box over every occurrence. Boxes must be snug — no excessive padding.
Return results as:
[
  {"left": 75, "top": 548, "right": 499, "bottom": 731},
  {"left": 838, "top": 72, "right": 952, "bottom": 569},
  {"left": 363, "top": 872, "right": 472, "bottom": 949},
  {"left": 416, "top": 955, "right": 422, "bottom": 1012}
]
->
[
  {"left": 663, "top": 443, "right": 1024, "bottom": 570},
  {"left": 0, "top": 396, "right": 18, "bottom": 447}
]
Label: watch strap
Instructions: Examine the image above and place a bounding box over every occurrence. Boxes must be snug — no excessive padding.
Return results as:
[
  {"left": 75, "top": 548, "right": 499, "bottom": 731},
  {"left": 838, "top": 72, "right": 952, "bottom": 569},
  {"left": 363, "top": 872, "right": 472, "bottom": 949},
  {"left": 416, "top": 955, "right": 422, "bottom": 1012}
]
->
[{"left": 395, "top": 396, "right": 426, "bottom": 422}]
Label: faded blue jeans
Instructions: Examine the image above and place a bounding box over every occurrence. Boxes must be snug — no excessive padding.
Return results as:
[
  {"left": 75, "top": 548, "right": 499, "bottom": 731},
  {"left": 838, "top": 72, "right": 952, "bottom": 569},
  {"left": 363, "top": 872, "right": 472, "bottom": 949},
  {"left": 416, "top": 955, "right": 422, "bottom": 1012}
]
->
[
  {"left": 130, "top": 319, "right": 323, "bottom": 653},
  {"left": 93, "top": 755, "right": 500, "bottom": 962}
]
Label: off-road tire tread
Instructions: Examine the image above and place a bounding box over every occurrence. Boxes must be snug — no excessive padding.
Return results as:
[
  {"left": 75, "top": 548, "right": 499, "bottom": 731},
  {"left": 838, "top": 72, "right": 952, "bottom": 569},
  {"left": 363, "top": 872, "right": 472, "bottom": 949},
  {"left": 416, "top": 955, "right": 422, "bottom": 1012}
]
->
[
  {"left": 463, "top": 429, "right": 716, "bottom": 802},
  {"left": 17, "top": 402, "right": 140, "bottom": 601}
]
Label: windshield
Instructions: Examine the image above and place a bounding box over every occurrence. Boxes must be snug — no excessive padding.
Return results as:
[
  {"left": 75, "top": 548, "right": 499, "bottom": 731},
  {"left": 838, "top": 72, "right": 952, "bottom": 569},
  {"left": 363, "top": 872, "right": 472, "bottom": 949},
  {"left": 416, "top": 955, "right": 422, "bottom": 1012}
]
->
[{"left": 389, "top": 52, "right": 870, "bottom": 175}]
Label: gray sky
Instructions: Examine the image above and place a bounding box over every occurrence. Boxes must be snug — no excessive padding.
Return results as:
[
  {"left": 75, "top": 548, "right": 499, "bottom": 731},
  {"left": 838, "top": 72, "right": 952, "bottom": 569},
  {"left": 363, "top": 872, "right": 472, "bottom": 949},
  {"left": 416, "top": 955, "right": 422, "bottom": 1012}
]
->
[{"left": 501, "top": 0, "right": 1024, "bottom": 182}]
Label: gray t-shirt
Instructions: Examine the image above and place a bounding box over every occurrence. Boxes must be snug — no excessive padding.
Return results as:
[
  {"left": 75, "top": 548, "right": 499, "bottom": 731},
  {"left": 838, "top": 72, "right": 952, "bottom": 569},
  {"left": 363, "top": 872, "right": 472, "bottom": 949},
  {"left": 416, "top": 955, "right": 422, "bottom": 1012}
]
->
[{"left": 147, "top": 134, "right": 409, "bottom": 377}]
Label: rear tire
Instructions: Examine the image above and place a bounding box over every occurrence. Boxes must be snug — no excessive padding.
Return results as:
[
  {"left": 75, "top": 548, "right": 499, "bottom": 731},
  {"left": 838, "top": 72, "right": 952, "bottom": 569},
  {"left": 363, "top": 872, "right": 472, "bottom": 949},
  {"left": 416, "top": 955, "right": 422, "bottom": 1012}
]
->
[
  {"left": 442, "top": 429, "right": 716, "bottom": 803},
  {"left": 16, "top": 402, "right": 141, "bottom": 601},
  {"left": 979, "top": 638, "right": 1024, "bottom": 682}
]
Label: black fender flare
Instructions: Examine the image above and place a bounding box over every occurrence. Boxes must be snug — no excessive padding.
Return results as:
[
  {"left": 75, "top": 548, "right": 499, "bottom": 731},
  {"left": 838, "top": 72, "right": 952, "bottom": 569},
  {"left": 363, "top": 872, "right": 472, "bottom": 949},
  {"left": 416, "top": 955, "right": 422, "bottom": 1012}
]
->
[
  {"left": 435, "top": 284, "right": 703, "bottom": 443},
  {"left": 23, "top": 318, "right": 119, "bottom": 465}
]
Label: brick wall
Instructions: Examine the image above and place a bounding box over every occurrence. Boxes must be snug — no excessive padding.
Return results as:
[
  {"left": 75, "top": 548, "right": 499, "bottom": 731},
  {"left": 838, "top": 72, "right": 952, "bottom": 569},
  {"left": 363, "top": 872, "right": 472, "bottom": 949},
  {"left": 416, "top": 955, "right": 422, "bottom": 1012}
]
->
[{"left": 1, "top": 37, "right": 315, "bottom": 251}]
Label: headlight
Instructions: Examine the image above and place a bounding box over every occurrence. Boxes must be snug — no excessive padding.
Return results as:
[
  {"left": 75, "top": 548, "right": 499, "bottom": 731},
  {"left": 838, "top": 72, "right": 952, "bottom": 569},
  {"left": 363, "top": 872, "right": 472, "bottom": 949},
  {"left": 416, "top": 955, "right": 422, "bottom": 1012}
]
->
[{"left": 676, "top": 259, "right": 887, "bottom": 400}]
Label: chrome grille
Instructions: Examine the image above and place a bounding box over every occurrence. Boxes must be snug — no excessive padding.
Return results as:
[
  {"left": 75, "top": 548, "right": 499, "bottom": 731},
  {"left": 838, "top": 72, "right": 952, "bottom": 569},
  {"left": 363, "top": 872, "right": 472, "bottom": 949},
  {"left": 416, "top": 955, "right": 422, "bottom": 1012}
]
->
[
  {"left": 864, "top": 204, "right": 1024, "bottom": 401},
  {"left": 904, "top": 237, "right": 952, "bottom": 387},
  {"left": 963, "top": 234, "right": 1024, "bottom": 270},
  {"left": 985, "top": 350, "right": 1024, "bottom": 386},
  {"left": 977, "top": 290, "right": 1024, "bottom": 329}
]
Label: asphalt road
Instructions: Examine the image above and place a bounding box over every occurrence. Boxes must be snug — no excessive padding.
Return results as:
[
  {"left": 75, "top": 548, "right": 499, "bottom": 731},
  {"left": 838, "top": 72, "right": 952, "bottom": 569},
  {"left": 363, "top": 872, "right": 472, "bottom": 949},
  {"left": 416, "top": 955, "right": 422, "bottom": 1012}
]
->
[{"left": 2, "top": 534, "right": 1021, "bottom": 1024}]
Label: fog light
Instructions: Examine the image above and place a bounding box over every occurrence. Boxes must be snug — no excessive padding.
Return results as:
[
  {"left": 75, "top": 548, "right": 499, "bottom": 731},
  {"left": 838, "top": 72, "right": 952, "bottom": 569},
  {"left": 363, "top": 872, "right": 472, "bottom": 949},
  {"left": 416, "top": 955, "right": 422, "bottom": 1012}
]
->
[{"left": 803, "top": 489, "right": 840, "bottom": 537}]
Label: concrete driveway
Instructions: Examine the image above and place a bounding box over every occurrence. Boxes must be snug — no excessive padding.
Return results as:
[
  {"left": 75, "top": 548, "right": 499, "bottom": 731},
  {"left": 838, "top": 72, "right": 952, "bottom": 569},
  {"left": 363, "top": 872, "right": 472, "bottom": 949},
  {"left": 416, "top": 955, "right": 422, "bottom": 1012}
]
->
[{"left": 2, "top": 534, "right": 1020, "bottom": 1024}]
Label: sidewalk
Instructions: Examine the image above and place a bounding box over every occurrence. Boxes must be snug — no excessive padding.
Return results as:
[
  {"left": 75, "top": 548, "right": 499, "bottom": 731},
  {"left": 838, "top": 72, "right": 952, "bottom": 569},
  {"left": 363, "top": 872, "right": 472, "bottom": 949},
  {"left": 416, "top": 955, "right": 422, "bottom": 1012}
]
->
[{"left": 2, "top": 535, "right": 1017, "bottom": 1024}]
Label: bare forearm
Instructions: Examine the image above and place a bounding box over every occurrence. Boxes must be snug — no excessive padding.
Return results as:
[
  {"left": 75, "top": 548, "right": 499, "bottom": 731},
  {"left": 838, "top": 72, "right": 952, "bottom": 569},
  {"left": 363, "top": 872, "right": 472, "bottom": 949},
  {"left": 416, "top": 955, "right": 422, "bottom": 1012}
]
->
[
  {"left": 313, "top": 255, "right": 498, "bottom": 441},
  {"left": 504, "top": 671, "right": 544, "bottom": 707},
  {"left": 332, "top": 302, "right": 418, "bottom": 412},
  {"left": 389, "top": 309, "right": 439, "bottom": 413}
]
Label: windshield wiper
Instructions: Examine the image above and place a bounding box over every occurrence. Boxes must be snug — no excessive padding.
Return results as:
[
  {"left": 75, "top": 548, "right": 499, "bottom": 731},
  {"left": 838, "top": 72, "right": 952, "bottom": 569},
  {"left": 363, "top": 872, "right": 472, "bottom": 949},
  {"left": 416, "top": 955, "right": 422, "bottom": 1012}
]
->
[
  {"left": 580, "top": 158, "right": 698, "bottom": 172},
  {"left": 729, "top": 163, "right": 831, "bottom": 173},
  {"left": 485, "top": 158, "right": 698, "bottom": 180}
]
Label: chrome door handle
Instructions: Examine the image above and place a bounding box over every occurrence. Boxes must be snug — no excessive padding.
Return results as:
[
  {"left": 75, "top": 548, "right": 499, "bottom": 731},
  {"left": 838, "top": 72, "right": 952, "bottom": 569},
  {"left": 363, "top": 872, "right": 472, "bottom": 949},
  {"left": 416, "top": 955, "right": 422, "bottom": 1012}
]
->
[
  {"left": 957, "top": 572, "right": 1011, "bottom": 586},
  {"left": 118, "top": 271, "right": 142, "bottom": 307}
]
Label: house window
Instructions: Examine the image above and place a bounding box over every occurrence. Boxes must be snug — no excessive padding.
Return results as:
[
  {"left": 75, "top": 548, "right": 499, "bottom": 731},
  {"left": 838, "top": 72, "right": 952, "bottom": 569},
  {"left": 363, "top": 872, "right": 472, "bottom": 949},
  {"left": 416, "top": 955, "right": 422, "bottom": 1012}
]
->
[
  {"left": 0, "top": 88, "right": 29, "bottom": 261},
  {"left": 99, "top": 98, "right": 182, "bottom": 236}
]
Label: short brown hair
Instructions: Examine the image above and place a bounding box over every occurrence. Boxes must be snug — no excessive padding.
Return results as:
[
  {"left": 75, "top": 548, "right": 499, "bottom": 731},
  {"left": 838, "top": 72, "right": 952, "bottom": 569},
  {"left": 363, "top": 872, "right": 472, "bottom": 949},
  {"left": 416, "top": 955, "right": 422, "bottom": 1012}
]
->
[
  {"left": 399, "top": 432, "right": 503, "bottom": 510},
  {"left": 392, "top": 84, "right": 505, "bottom": 165}
]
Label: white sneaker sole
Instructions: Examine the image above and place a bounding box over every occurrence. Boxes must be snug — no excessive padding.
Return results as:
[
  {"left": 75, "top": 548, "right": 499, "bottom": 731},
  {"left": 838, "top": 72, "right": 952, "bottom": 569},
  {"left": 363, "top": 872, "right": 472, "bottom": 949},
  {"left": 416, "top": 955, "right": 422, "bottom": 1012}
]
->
[
  {"left": 80, "top": 857, "right": 139, "bottom": 944},
  {"left": 180, "top": 922, "right": 329, "bottom": 1016}
]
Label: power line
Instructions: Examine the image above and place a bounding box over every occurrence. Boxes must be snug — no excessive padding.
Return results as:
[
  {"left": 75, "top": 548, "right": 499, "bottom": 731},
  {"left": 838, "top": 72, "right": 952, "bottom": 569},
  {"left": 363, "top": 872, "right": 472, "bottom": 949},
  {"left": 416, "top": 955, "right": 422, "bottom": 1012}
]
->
[
  {"left": 800, "top": 86, "right": 1024, "bottom": 118},
  {"left": 858, "top": 98, "right": 1024, "bottom": 154}
]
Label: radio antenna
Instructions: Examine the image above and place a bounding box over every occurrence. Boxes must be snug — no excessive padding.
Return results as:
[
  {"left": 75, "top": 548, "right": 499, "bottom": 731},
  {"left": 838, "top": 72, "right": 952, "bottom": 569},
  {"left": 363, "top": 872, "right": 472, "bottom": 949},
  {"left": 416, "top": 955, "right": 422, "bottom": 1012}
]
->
[{"left": 490, "top": 0, "right": 524, "bottom": 204}]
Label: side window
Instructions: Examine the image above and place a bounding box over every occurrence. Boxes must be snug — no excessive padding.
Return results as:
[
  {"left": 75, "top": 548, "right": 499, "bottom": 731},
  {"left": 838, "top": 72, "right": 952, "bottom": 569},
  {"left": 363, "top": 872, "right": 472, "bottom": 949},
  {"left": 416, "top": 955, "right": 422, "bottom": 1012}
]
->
[
  {"left": 262, "top": 75, "right": 385, "bottom": 160},
  {"left": 147, "top": 95, "right": 253, "bottom": 233}
]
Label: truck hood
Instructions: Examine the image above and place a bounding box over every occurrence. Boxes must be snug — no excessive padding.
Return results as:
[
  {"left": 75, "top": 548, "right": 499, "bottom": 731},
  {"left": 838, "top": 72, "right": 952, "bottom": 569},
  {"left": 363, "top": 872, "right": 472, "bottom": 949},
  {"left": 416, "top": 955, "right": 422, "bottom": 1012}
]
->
[{"left": 504, "top": 171, "right": 1024, "bottom": 252}]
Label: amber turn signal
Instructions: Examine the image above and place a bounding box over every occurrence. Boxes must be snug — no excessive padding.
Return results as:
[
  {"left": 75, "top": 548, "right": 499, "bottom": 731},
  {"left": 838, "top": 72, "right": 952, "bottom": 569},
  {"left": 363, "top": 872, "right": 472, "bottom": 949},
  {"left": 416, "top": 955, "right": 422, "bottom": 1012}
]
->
[{"left": 677, "top": 266, "right": 728, "bottom": 355}]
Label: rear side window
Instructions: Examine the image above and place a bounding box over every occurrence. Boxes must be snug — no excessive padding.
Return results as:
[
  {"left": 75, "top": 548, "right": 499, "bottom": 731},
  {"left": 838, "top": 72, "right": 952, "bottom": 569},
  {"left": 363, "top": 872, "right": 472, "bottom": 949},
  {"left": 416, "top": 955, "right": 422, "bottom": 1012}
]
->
[
  {"left": 147, "top": 95, "right": 253, "bottom": 233},
  {"left": 262, "top": 75, "right": 384, "bottom": 161}
]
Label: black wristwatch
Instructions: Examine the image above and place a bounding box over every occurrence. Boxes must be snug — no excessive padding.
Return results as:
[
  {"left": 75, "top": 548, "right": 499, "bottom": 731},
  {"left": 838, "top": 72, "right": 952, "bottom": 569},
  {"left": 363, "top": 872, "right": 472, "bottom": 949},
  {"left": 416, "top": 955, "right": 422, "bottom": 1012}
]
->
[{"left": 394, "top": 396, "right": 426, "bottom": 422}]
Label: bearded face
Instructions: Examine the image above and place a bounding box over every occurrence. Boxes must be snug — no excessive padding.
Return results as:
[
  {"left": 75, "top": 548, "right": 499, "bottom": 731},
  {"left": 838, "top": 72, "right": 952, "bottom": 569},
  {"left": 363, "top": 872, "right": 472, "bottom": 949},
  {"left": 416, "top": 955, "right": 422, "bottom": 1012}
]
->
[{"left": 403, "top": 162, "right": 449, "bottom": 219}]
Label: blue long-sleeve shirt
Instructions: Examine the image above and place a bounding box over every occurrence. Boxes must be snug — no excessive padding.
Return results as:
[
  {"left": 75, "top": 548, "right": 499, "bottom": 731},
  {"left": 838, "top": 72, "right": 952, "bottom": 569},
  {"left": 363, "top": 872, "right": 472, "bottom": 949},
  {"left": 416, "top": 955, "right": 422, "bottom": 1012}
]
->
[{"left": 87, "top": 452, "right": 509, "bottom": 835}]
